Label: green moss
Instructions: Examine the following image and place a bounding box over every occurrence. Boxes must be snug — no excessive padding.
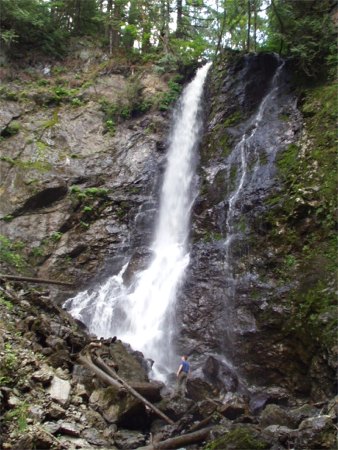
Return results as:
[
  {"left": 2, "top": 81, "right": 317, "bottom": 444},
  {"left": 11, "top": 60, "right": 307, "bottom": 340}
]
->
[
  {"left": 223, "top": 110, "right": 242, "bottom": 127},
  {"left": 220, "top": 132, "right": 232, "bottom": 157},
  {"left": 203, "top": 231, "right": 223, "bottom": 242},
  {"left": 1, "top": 155, "right": 51, "bottom": 172},
  {"left": 0, "top": 87, "right": 19, "bottom": 101},
  {"left": 256, "top": 81, "right": 338, "bottom": 353},
  {"left": 42, "top": 110, "right": 59, "bottom": 129},
  {"left": 204, "top": 427, "right": 269, "bottom": 450},
  {"left": 3, "top": 120, "right": 20, "bottom": 136}
]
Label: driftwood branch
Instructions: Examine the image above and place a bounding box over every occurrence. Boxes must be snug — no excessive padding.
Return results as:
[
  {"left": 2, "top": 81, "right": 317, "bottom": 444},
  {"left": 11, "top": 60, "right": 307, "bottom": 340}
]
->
[
  {"left": 77, "top": 353, "right": 123, "bottom": 389},
  {"left": 140, "top": 427, "right": 212, "bottom": 450},
  {"left": 92, "top": 355, "right": 174, "bottom": 425},
  {"left": 188, "top": 409, "right": 218, "bottom": 433},
  {"left": 0, "top": 274, "right": 74, "bottom": 287}
]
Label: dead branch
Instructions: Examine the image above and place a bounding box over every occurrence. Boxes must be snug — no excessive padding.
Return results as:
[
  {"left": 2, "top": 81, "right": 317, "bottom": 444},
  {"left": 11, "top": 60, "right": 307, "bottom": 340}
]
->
[
  {"left": 0, "top": 274, "right": 74, "bottom": 287},
  {"left": 139, "top": 426, "right": 212, "bottom": 450},
  {"left": 77, "top": 353, "right": 122, "bottom": 389}
]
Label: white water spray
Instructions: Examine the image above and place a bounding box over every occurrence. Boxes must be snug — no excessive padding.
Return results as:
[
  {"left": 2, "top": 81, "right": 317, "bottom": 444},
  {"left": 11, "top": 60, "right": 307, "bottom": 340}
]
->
[{"left": 65, "top": 63, "right": 211, "bottom": 378}]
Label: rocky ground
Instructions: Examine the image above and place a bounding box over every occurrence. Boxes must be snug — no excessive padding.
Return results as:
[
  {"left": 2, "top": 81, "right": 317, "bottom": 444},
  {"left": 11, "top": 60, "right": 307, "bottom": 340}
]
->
[{"left": 0, "top": 281, "right": 337, "bottom": 449}]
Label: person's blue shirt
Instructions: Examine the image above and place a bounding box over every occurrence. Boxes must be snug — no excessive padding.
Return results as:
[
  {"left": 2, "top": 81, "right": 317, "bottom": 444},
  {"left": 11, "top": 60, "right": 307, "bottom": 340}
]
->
[{"left": 181, "top": 360, "right": 190, "bottom": 373}]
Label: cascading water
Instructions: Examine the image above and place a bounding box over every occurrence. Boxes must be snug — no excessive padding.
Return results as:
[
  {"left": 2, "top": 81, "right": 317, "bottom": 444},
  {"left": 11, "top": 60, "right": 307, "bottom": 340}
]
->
[
  {"left": 224, "top": 58, "right": 285, "bottom": 277},
  {"left": 64, "top": 63, "right": 211, "bottom": 379}
]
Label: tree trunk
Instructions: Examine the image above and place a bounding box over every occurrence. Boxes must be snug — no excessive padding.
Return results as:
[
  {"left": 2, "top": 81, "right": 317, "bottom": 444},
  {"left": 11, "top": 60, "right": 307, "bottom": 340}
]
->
[
  {"left": 176, "top": 0, "right": 183, "bottom": 37},
  {"left": 253, "top": 0, "right": 257, "bottom": 51},
  {"left": 214, "top": 3, "right": 227, "bottom": 58},
  {"left": 271, "top": 0, "right": 285, "bottom": 54},
  {"left": 247, "top": 0, "right": 252, "bottom": 51}
]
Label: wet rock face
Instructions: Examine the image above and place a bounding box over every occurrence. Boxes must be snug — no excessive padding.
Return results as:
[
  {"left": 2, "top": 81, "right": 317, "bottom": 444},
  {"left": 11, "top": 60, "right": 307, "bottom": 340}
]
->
[
  {"left": 0, "top": 67, "right": 169, "bottom": 296},
  {"left": 174, "top": 51, "right": 334, "bottom": 398}
]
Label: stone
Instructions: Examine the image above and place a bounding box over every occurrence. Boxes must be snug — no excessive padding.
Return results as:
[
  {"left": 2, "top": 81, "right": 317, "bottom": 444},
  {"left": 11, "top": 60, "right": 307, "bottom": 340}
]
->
[
  {"left": 42, "top": 421, "right": 61, "bottom": 434},
  {"left": 288, "top": 403, "right": 320, "bottom": 427},
  {"left": 260, "top": 404, "right": 296, "bottom": 429},
  {"left": 262, "top": 425, "right": 295, "bottom": 445},
  {"left": 31, "top": 365, "right": 53, "bottom": 385},
  {"left": 113, "top": 430, "right": 146, "bottom": 449},
  {"left": 296, "top": 415, "right": 336, "bottom": 449},
  {"left": 47, "top": 376, "right": 71, "bottom": 405},
  {"left": 81, "top": 428, "right": 109, "bottom": 445},
  {"left": 220, "top": 394, "right": 247, "bottom": 420},
  {"left": 28, "top": 405, "right": 45, "bottom": 421},
  {"left": 12, "top": 426, "right": 56, "bottom": 450},
  {"left": 58, "top": 421, "right": 81, "bottom": 437},
  {"left": 89, "top": 386, "right": 145, "bottom": 427},
  {"left": 46, "top": 402, "right": 66, "bottom": 420},
  {"left": 7, "top": 394, "right": 20, "bottom": 408}
]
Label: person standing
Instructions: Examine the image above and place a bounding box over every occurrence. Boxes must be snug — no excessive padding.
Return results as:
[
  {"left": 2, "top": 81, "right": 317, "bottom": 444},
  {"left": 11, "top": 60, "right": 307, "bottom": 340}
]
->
[{"left": 176, "top": 355, "right": 190, "bottom": 396}]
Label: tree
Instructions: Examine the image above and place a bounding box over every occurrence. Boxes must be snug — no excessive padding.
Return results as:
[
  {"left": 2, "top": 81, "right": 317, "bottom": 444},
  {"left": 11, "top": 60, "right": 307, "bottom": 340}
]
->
[{"left": 266, "top": 0, "right": 335, "bottom": 77}]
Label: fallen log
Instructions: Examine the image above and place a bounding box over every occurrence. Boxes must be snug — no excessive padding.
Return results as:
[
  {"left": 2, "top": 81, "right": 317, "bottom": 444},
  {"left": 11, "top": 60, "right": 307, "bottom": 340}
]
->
[
  {"left": 92, "top": 355, "right": 174, "bottom": 425},
  {"left": 128, "top": 381, "right": 162, "bottom": 402},
  {"left": 0, "top": 274, "right": 74, "bottom": 287},
  {"left": 77, "top": 354, "right": 122, "bottom": 390},
  {"left": 140, "top": 426, "right": 212, "bottom": 450},
  {"left": 188, "top": 409, "right": 218, "bottom": 433}
]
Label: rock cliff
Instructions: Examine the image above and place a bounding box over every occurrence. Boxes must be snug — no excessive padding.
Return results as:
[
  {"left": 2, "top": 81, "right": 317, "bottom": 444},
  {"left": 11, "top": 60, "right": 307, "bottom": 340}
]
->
[{"left": 1, "top": 47, "right": 336, "bottom": 415}]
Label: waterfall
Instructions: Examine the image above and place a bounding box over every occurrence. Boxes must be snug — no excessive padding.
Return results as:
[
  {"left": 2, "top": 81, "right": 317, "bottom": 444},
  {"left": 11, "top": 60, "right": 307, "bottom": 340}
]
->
[
  {"left": 64, "top": 63, "right": 211, "bottom": 379},
  {"left": 224, "top": 59, "right": 285, "bottom": 276}
]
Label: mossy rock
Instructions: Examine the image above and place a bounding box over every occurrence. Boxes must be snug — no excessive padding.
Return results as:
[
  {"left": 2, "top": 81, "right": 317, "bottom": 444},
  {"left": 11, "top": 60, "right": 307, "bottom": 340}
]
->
[{"left": 204, "top": 426, "right": 269, "bottom": 450}]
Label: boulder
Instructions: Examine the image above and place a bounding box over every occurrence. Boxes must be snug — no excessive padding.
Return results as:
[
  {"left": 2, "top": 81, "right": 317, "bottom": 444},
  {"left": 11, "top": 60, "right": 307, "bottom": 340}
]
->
[
  {"left": 113, "top": 430, "right": 146, "bottom": 449},
  {"left": 47, "top": 376, "right": 71, "bottom": 405},
  {"left": 89, "top": 386, "right": 146, "bottom": 427},
  {"left": 260, "top": 404, "right": 296, "bottom": 429},
  {"left": 220, "top": 393, "right": 248, "bottom": 420},
  {"left": 296, "top": 415, "right": 336, "bottom": 449}
]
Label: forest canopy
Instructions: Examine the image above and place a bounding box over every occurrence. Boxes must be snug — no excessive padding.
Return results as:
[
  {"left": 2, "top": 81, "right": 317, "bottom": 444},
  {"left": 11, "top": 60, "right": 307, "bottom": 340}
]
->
[{"left": 0, "top": 0, "right": 336, "bottom": 78}]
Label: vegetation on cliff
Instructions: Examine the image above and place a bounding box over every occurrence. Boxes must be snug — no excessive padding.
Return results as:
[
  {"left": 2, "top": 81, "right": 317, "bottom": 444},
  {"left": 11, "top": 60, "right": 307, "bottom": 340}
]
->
[{"left": 261, "top": 80, "right": 337, "bottom": 362}]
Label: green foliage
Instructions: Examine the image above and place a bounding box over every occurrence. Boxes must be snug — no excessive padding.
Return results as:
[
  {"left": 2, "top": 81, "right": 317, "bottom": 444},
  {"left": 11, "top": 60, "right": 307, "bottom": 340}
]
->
[
  {"left": 154, "top": 53, "right": 179, "bottom": 74},
  {"left": 70, "top": 186, "right": 109, "bottom": 200},
  {"left": 50, "top": 86, "right": 80, "bottom": 105},
  {"left": 3, "top": 343, "right": 17, "bottom": 370},
  {"left": 2, "top": 215, "right": 14, "bottom": 223},
  {"left": 0, "top": 0, "right": 69, "bottom": 56},
  {"left": 42, "top": 110, "right": 59, "bottom": 129},
  {"left": 0, "top": 295, "right": 14, "bottom": 311},
  {"left": 265, "top": 0, "right": 335, "bottom": 78},
  {"left": 171, "top": 35, "right": 208, "bottom": 66},
  {"left": 0, "top": 234, "right": 26, "bottom": 270},
  {"left": 3, "top": 121, "right": 20, "bottom": 137},
  {"left": 50, "top": 231, "right": 63, "bottom": 242},
  {"left": 158, "top": 80, "right": 182, "bottom": 111},
  {"left": 0, "top": 87, "right": 19, "bottom": 101},
  {"left": 4, "top": 401, "right": 29, "bottom": 432},
  {"left": 100, "top": 79, "right": 151, "bottom": 132}
]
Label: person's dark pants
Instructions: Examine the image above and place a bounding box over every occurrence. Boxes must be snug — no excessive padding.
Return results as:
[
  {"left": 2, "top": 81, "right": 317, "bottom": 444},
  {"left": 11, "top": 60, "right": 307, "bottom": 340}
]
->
[{"left": 176, "top": 372, "right": 188, "bottom": 396}]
